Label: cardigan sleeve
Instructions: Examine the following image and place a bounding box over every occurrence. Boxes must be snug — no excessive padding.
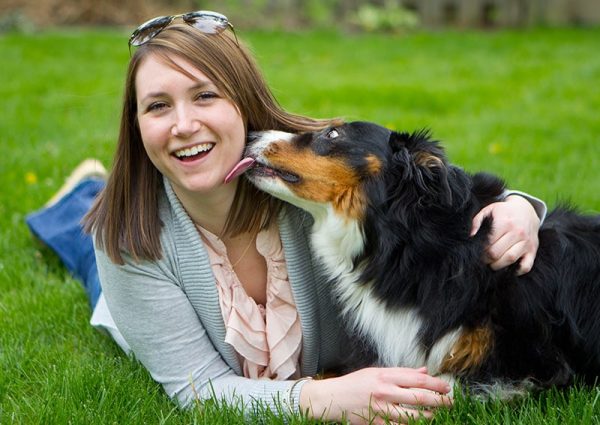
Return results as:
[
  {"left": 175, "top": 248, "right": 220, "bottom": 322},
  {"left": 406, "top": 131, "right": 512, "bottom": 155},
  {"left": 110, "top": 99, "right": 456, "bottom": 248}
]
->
[{"left": 95, "top": 247, "right": 300, "bottom": 412}]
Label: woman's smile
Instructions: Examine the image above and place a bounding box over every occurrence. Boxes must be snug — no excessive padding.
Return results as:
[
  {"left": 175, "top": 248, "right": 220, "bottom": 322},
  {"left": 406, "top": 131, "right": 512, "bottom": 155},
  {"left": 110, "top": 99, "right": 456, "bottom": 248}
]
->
[{"left": 172, "top": 142, "right": 215, "bottom": 162}]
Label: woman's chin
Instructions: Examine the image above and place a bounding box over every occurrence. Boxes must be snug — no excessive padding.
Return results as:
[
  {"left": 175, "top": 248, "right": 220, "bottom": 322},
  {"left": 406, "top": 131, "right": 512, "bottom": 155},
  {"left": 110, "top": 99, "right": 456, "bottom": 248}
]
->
[{"left": 171, "top": 175, "right": 237, "bottom": 197}]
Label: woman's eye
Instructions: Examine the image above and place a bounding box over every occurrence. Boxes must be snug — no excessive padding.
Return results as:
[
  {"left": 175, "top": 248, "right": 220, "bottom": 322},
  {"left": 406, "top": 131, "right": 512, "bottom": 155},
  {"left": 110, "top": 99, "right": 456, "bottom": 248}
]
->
[
  {"left": 196, "top": 91, "right": 218, "bottom": 101},
  {"left": 147, "top": 102, "right": 167, "bottom": 112},
  {"left": 326, "top": 129, "right": 339, "bottom": 139}
]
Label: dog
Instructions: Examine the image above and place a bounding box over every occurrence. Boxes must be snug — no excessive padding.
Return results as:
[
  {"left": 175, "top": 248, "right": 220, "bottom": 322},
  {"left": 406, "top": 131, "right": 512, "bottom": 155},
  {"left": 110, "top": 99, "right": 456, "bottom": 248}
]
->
[{"left": 233, "top": 121, "right": 600, "bottom": 397}]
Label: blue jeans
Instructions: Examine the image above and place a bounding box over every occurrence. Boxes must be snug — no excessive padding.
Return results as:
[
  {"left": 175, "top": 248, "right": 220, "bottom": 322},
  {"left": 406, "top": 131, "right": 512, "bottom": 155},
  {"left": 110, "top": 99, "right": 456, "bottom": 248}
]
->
[{"left": 26, "top": 179, "right": 105, "bottom": 309}]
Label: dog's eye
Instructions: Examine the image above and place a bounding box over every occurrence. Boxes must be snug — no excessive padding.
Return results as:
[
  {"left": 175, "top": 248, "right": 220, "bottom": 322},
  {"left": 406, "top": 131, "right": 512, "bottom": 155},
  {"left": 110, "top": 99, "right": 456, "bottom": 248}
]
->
[{"left": 326, "top": 129, "right": 339, "bottom": 139}]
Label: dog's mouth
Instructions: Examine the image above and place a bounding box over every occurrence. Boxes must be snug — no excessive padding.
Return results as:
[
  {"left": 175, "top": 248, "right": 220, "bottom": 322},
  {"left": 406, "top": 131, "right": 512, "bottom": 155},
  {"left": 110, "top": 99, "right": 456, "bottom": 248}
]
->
[
  {"left": 252, "top": 163, "right": 301, "bottom": 183},
  {"left": 224, "top": 157, "right": 300, "bottom": 184}
]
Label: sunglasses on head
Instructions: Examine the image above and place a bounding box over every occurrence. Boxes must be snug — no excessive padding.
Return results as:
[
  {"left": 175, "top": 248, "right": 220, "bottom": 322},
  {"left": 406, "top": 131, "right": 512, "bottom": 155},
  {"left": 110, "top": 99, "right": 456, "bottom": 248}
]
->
[{"left": 128, "top": 10, "right": 238, "bottom": 49}]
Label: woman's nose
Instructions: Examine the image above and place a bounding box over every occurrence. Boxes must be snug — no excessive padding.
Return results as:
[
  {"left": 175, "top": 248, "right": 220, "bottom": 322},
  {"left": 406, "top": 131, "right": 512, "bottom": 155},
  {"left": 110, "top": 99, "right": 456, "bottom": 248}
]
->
[{"left": 171, "top": 106, "right": 201, "bottom": 137}]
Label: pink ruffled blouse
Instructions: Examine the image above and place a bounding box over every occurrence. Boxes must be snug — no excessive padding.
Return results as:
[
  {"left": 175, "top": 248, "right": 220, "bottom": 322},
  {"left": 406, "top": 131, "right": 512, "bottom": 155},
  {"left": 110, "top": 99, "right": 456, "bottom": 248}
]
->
[{"left": 196, "top": 224, "right": 302, "bottom": 380}]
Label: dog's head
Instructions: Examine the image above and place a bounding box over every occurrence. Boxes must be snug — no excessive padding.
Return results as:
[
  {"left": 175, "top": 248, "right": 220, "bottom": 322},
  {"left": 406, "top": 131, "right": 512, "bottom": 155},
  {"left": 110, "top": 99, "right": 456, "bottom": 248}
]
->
[{"left": 239, "top": 121, "right": 454, "bottom": 220}]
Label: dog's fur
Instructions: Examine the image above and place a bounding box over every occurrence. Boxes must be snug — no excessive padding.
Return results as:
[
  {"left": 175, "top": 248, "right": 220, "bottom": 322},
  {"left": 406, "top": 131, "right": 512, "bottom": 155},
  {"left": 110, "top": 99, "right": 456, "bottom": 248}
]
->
[{"left": 243, "top": 121, "right": 600, "bottom": 397}]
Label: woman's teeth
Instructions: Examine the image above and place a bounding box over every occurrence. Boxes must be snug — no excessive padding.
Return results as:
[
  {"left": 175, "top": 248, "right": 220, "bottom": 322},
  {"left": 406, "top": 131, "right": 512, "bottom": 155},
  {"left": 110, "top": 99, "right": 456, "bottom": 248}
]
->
[{"left": 174, "top": 143, "right": 214, "bottom": 159}]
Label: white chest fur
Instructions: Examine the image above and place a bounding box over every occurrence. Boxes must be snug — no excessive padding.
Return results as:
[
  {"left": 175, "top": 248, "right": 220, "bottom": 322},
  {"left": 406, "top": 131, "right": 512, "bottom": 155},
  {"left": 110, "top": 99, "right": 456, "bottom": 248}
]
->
[{"left": 310, "top": 211, "right": 460, "bottom": 375}]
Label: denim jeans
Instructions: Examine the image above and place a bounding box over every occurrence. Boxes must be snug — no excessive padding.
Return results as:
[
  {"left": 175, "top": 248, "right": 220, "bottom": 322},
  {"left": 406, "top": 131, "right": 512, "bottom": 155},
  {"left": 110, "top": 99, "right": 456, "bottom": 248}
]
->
[{"left": 26, "top": 179, "right": 105, "bottom": 309}]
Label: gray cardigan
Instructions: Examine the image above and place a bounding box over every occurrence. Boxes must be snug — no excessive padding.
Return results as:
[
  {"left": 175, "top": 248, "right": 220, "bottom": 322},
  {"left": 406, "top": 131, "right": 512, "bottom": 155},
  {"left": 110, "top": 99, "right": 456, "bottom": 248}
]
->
[{"left": 95, "top": 179, "right": 345, "bottom": 411}]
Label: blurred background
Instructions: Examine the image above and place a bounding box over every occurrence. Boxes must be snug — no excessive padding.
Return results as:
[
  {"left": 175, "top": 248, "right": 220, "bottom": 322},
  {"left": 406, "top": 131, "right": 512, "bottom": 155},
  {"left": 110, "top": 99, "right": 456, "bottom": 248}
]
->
[
  {"left": 2, "top": 0, "right": 600, "bottom": 32},
  {"left": 1, "top": 2, "right": 600, "bottom": 423}
]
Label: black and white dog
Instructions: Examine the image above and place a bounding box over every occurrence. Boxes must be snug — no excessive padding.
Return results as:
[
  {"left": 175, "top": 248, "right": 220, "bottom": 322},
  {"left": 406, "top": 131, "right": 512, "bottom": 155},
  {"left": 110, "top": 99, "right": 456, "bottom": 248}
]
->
[{"left": 235, "top": 121, "right": 600, "bottom": 396}]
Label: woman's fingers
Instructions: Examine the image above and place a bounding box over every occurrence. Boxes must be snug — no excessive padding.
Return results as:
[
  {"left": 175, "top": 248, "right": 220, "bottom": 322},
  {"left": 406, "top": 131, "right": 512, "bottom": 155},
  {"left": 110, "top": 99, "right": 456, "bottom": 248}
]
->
[
  {"left": 368, "top": 400, "right": 435, "bottom": 424},
  {"left": 300, "top": 367, "right": 453, "bottom": 424},
  {"left": 516, "top": 251, "right": 536, "bottom": 275},
  {"left": 397, "top": 387, "right": 453, "bottom": 408},
  {"left": 472, "top": 197, "right": 540, "bottom": 273},
  {"left": 486, "top": 234, "right": 524, "bottom": 266},
  {"left": 385, "top": 367, "right": 452, "bottom": 395}
]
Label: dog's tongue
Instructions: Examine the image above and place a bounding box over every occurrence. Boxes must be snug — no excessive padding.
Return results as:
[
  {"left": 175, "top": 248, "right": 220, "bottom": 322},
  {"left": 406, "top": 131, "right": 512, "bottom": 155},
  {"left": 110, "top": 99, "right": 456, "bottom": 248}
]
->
[{"left": 224, "top": 157, "right": 256, "bottom": 184}]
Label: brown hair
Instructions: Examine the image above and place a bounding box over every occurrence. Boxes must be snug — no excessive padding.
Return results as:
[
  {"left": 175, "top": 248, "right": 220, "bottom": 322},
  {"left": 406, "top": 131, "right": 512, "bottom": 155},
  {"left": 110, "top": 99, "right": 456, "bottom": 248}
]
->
[{"left": 85, "top": 24, "right": 340, "bottom": 264}]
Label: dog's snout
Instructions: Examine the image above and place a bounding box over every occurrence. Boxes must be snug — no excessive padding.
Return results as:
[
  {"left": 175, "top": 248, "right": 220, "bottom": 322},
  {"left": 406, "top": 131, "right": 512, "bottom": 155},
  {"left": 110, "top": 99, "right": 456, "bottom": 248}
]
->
[
  {"left": 247, "top": 132, "right": 261, "bottom": 144},
  {"left": 246, "top": 130, "right": 295, "bottom": 153}
]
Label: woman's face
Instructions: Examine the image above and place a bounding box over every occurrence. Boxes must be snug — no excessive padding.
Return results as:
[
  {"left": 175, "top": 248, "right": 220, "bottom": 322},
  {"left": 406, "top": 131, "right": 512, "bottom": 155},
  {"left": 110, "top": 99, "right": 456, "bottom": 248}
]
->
[{"left": 135, "top": 53, "right": 245, "bottom": 198}]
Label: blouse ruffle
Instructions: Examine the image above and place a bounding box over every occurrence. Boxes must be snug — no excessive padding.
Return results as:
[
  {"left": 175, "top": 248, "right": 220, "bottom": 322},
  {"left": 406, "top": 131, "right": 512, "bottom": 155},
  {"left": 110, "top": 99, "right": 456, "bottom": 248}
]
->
[{"left": 197, "top": 224, "right": 302, "bottom": 380}]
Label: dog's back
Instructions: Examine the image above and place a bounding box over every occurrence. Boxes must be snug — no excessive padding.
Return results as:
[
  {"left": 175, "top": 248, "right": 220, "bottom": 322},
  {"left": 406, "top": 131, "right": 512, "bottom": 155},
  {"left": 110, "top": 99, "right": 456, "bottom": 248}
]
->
[
  {"left": 372, "top": 131, "right": 600, "bottom": 392},
  {"left": 518, "top": 208, "right": 600, "bottom": 380},
  {"left": 375, "top": 132, "right": 600, "bottom": 391}
]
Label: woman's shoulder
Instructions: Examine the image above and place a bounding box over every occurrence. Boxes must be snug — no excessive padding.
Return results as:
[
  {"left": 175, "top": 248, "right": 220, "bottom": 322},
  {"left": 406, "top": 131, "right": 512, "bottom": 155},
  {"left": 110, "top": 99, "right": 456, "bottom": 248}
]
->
[
  {"left": 158, "top": 178, "right": 209, "bottom": 265},
  {"left": 94, "top": 178, "right": 203, "bottom": 277}
]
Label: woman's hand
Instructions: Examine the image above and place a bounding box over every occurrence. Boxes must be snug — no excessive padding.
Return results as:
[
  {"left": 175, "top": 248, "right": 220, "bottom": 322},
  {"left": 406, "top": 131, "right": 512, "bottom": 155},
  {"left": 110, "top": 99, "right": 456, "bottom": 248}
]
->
[
  {"left": 299, "top": 367, "right": 452, "bottom": 424},
  {"left": 471, "top": 195, "right": 540, "bottom": 275}
]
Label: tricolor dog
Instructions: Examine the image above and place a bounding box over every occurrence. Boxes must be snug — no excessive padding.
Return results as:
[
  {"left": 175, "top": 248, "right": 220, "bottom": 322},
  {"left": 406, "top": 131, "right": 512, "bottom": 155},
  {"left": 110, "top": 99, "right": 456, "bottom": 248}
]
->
[{"left": 228, "top": 121, "right": 600, "bottom": 397}]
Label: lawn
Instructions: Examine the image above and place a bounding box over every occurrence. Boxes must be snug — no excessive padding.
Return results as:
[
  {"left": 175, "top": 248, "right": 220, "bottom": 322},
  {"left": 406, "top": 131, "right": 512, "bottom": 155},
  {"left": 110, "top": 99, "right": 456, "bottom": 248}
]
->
[{"left": 1, "top": 25, "right": 600, "bottom": 424}]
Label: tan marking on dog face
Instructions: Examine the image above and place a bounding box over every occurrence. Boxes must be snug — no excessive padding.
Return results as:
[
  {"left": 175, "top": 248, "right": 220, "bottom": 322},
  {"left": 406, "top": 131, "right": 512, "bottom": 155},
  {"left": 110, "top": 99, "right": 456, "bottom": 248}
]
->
[
  {"left": 365, "top": 154, "right": 382, "bottom": 175},
  {"left": 263, "top": 142, "right": 368, "bottom": 220},
  {"left": 414, "top": 151, "right": 444, "bottom": 169},
  {"left": 440, "top": 325, "right": 493, "bottom": 375}
]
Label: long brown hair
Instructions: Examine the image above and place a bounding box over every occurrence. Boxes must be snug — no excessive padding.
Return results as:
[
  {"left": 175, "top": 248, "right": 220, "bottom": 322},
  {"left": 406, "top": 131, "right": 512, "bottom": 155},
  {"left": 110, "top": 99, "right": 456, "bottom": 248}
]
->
[{"left": 86, "top": 24, "right": 340, "bottom": 264}]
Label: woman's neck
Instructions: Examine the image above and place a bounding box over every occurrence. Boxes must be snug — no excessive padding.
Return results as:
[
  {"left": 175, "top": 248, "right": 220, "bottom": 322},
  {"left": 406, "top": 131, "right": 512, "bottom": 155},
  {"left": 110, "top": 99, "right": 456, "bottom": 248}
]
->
[{"left": 172, "top": 180, "right": 238, "bottom": 236}]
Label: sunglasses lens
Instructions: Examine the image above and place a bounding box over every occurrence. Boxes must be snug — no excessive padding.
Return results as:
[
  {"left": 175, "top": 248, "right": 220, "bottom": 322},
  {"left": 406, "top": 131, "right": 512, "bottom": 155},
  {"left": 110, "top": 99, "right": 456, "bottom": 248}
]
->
[
  {"left": 130, "top": 16, "right": 173, "bottom": 46},
  {"left": 128, "top": 11, "right": 234, "bottom": 49},
  {"left": 183, "top": 12, "right": 229, "bottom": 34}
]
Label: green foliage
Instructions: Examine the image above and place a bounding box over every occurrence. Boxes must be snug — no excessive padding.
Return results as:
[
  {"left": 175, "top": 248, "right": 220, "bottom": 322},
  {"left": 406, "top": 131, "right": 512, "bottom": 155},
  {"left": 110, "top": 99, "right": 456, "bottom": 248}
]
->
[
  {"left": 196, "top": 0, "right": 421, "bottom": 31},
  {"left": 2, "top": 27, "right": 600, "bottom": 423},
  {"left": 0, "top": 11, "right": 36, "bottom": 34},
  {"left": 351, "top": 2, "right": 419, "bottom": 33},
  {"left": 303, "top": 0, "right": 341, "bottom": 28}
]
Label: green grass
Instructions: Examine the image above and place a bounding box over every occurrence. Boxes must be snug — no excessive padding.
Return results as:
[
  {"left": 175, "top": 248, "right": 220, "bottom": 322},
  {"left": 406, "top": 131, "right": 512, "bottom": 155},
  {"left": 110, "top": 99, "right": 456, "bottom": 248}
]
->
[{"left": 1, "top": 26, "right": 600, "bottom": 424}]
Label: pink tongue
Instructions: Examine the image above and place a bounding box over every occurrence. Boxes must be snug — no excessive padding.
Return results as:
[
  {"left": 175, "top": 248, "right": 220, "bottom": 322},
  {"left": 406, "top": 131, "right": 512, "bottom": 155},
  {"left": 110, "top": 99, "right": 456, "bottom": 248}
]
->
[{"left": 224, "top": 157, "right": 256, "bottom": 184}]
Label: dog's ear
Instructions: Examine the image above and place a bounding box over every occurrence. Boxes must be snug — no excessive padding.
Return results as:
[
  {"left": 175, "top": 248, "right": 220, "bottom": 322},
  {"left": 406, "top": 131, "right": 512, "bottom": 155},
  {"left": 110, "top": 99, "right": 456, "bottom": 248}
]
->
[
  {"left": 388, "top": 130, "right": 454, "bottom": 206},
  {"left": 389, "top": 129, "right": 445, "bottom": 168},
  {"left": 388, "top": 130, "right": 409, "bottom": 152}
]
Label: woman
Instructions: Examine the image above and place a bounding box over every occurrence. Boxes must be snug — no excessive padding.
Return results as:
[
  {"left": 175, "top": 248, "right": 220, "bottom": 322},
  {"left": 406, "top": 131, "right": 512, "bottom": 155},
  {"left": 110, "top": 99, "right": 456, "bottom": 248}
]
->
[{"left": 26, "top": 11, "right": 545, "bottom": 424}]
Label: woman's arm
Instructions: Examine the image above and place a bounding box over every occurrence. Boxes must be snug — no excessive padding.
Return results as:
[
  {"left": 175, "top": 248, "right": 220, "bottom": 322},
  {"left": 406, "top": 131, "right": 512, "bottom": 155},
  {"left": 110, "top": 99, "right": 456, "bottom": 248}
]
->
[{"left": 95, "top": 248, "right": 298, "bottom": 410}]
